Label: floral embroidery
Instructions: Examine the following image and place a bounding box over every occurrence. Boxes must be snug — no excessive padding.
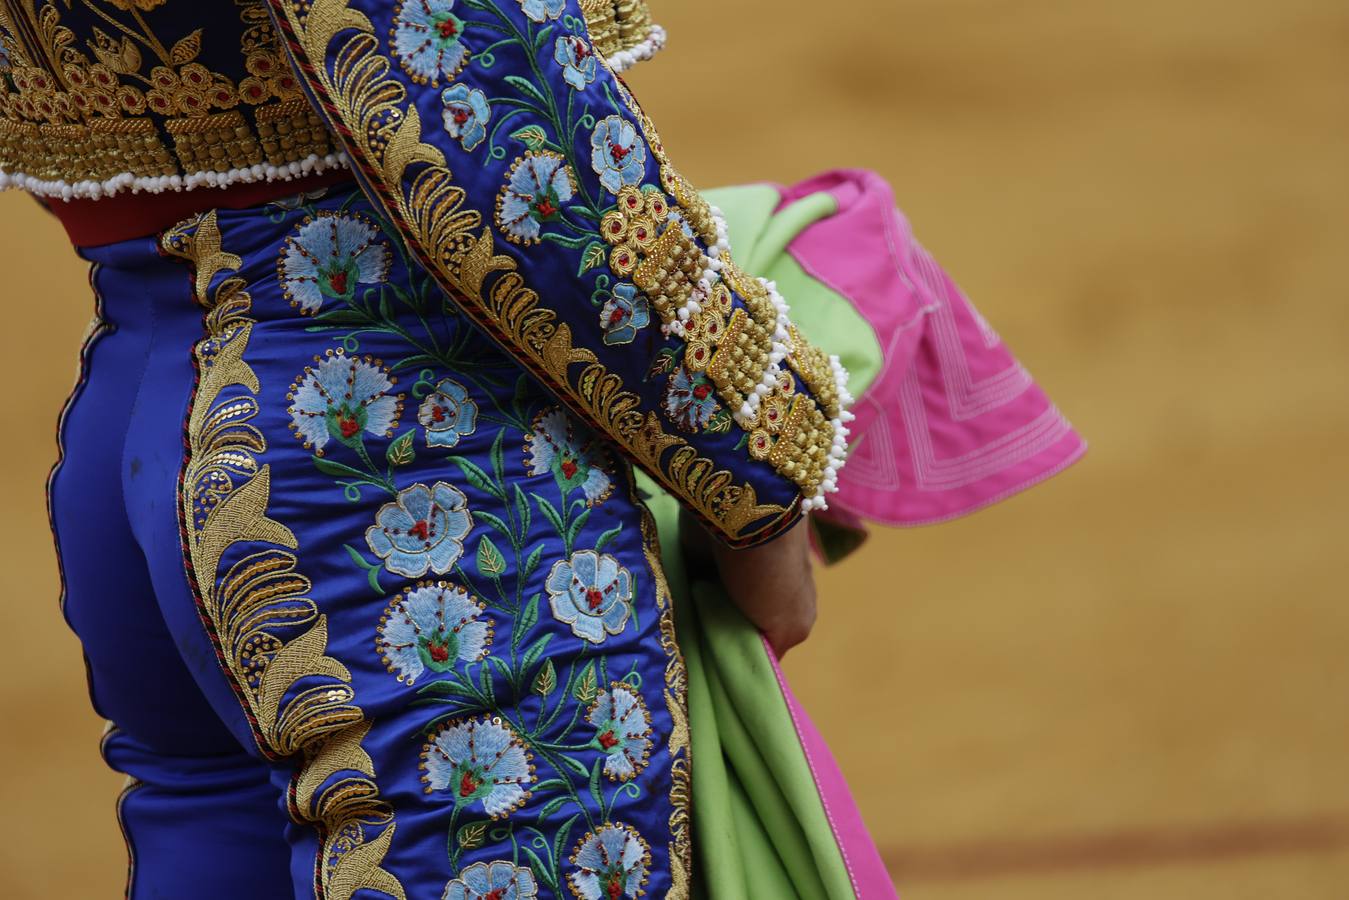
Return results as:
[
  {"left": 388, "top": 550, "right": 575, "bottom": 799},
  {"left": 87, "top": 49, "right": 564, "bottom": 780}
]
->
[
  {"left": 496, "top": 152, "right": 576, "bottom": 245},
  {"left": 567, "top": 824, "right": 651, "bottom": 900},
  {"left": 280, "top": 213, "right": 391, "bottom": 314},
  {"left": 443, "top": 860, "right": 539, "bottom": 900},
  {"left": 517, "top": 0, "right": 565, "bottom": 24},
  {"left": 599, "top": 283, "right": 650, "bottom": 346},
  {"left": 663, "top": 365, "right": 719, "bottom": 432},
  {"left": 422, "top": 716, "right": 534, "bottom": 817},
  {"left": 546, "top": 550, "right": 632, "bottom": 644},
  {"left": 590, "top": 116, "right": 646, "bottom": 194},
  {"left": 419, "top": 377, "right": 479, "bottom": 448},
  {"left": 553, "top": 35, "right": 597, "bottom": 91},
  {"left": 288, "top": 350, "right": 403, "bottom": 453},
  {"left": 525, "top": 409, "right": 613, "bottom": 505},
  {"left": 392, "top": 0, "right": 470, "bottom": 85},
  {"left": 588, "top": 684, "right": 652, "bottom": 782},
  {"left": 366, "top": 482, "right": 473, "bottom": 577},
  {"left": 377, "top": 583, "right": 492, "bottom": 684},
  {"left": 441, "top": 83, "right": 491, "bottom": 151}
]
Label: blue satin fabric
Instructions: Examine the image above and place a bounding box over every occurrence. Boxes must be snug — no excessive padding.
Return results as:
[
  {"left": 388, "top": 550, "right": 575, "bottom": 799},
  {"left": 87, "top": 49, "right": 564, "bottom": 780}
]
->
[{"left": 53, "top": 182, "right": 686, "bottom": 899}]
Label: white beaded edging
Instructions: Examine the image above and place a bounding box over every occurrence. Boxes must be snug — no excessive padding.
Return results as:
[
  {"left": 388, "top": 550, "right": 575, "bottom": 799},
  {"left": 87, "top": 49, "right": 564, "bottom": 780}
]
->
[
  {"left": 0, "top": 151, "right": 351, "bottom": 202},
  {"left": 604, "top": 24, "right": 667, "bottom": 73}
]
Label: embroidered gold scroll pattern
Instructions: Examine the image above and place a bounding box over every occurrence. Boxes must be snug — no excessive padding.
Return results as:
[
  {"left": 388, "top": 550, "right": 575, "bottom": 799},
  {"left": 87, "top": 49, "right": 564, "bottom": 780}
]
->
[{"left": 163, "top": 209, "right": 405, "bottom": 900}]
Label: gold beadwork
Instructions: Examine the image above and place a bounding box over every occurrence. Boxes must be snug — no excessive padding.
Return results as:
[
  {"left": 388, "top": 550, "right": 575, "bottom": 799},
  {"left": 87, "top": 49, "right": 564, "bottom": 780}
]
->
[{"left": 0, "top": 0, "right": 334, "bottom": 186}]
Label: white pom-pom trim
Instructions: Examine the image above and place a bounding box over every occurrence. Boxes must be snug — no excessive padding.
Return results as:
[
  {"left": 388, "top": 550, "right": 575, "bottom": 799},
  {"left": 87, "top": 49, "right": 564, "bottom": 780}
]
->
[
  {"left": 800, "top": 355, "right": 855, "bottom": 513},
  {"left": 604, "top": 24, "right": 668, "bottom": 74},
  {"left": 0, "top": 152, "right": 351, "bottom": 202},
  {"left": 730, "top": 276, "right": 793, "bottom": 429}
]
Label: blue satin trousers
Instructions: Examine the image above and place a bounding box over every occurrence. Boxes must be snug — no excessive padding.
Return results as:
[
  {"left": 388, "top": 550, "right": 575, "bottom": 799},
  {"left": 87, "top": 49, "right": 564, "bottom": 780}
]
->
[{"left": 51, "top": 184, "right": 689, "bottom": 899}]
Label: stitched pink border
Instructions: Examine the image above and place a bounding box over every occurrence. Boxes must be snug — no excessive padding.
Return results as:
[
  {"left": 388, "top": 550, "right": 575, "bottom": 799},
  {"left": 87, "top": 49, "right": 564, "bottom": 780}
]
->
[{"left": 763, "top": 636, "right": 900, "bottom": 898}]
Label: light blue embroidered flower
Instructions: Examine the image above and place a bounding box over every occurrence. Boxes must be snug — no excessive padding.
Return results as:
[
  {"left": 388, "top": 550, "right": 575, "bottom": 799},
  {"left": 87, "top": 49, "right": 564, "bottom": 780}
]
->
[
  {"left": 567, "top": 824, "right": 650, "bottom": 900},
  {"left": 441, "top": 83, "right": 490, "bottom": 151},
  {"left": 553, "top": 34, "right": 598, "bottom": 90},
  {"left": 496, "top": 152, "right": 575, "bottom": 245},
  {"left": 517, "top": 0, "right": 564, "bottom": 23},
  {"left": 366, "top": 482, "right": 472, "bottom": 578},
  {"left": 663, "top": 365, "right": 719, "bottom": 431},
  {"left": 442, "top": 860, "right": 538, "bottom": 900},
  {"left": 546, "top": 550, "right": 632, "bottom": 644},
  {"left": 377, "top": 583, "right": 492, "bottom": 684},
  {"left": 588, "top": 683, "right": 652, "bottom": 781},
  {"left": 590, "top": 116, "right": 646, "bottom": 193},
  {"left": 418, "top": 377, "right": 478, "bottom": 448},
  {"left": 288, "top": 351, "right": 402, "bottom": 452},
  {"left": 392, "top": 0, "right": 469, "bottom": 85},
  {"left": 599, "top": 283, "right": 650, "bottom": 346},
  {"left": 525, "top": 408, "right": 613, "bottom": 505},
  {"left": 281, "top": 213, "right": 390, "bottom": 313},
  {"left": 422, "top": 716, "right": 533, "bottom": 817}
]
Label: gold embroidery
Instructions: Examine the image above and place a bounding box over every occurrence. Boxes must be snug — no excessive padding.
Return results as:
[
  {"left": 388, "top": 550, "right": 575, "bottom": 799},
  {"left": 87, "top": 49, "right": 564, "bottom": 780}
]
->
[
  {"left": 636, "top": 470, "right": 692, "bottom": 898},
  {"left": 0, "top": 0, "right": 332, "bottom": 182},
  {"left": 579, "top": 0, "right": 655, "bottom": 60},
  {"left": 270, "top": 0, "right": 796, "bottom": 545},
  {"left": 163, "top": 210, "right": 404, "bottom": 900}
]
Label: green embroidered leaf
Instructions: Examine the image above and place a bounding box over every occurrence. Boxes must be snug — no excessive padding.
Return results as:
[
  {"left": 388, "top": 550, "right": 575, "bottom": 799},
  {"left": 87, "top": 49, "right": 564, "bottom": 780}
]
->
[
  {"left": 536, "top": 795, "right": 567, "bottom": 821},
  {"left": 521, "top": 845, "right": 555, "bottom": 892},
  {"left": 386, "top": 428, "right": 416, "bottom": 467},
  {"left": 594, "top": 525, "right": 622, "bottom": 553},
  {"left": 531, "top": 779, "right": 567, "bottom": 797},
  {"left": 578, "top": 241, "right": 608, "bottom": 276},
  {"left": 478, "top": 663, "right": 496, "bottom": 704},
  {"left": 416, "top": 679, "right": 476, "bottom": 698},
  {"left": 474, "top": 509, "right": 513, "bottom": 541},
  {"left": 533, "top": 658, "right": 557, "bottom": 697},
  {"left": 521, "top": 633, "right": 554, "bottom": 674},
  {"left": 513, "top": 484, "right": 532, "bottom": 536},
  {"left": 342, "top": 543, "right": 383, "bottom": 595},
  {"left": 565, "top": 508, "right": 591, "bottom": 548},
  {"left": 705, "top": 408, "right": 733, "bottom": 434},
  {"left": 559, "top": 754, "right": 590, "bottom": 778},
  {"left": 490, "top": 428, "right": 505, "bottom": 482},
  {"left": 448, "top": 455, "right": 505, "bottom": 500},
  {"left": 588, "top": 757, "right": 604, "bottom": 811},
  {"left": 522, "top": 543, "right": 544, "bottom": 579},
  {"left": 457, "top": 821, "right": 488, "bottom": 850},
  {"left": 647, "top": 347, "right": 680, "bottom": 379},
  {"left": 574, "top": 662, "right": 598, "bottom": 706},
  {"left": 313, "top": 456, "right": 367, "bottom": 479},
  {"left": 510, "top": 123, "right": 549, "bottom": 151},
  {"left": 531, "top": 492, "right": 566, "bottom": 537},
  {"left": 488, "top": 654, "right": 515, "bottom": 687},
  {"left": 552, "top": 814, "right": 581, "bottom": 884},
  {"left": 476, "top": 534, "right": 506, "bottom": 578},
  {"left": 514, "top": 593, "right": 540, "bottom": 646}
]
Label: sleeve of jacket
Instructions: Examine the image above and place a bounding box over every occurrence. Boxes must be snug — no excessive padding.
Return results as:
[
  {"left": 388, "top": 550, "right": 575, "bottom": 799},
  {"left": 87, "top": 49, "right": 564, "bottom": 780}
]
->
[{"left": 265, "top": 0, "right": 852, "bottom": 546}]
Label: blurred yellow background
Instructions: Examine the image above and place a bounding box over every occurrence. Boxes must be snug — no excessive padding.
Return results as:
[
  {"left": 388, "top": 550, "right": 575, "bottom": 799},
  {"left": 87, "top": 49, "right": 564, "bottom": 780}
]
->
[{"left": 2, "top": 0, "right": 1347, "bottom": 896}]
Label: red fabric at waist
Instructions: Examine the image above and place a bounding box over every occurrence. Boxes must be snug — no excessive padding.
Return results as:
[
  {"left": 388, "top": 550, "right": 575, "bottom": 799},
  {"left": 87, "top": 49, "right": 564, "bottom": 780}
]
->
[{"left": 44, "top": 169, "right": 356, "bottom": 248}]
